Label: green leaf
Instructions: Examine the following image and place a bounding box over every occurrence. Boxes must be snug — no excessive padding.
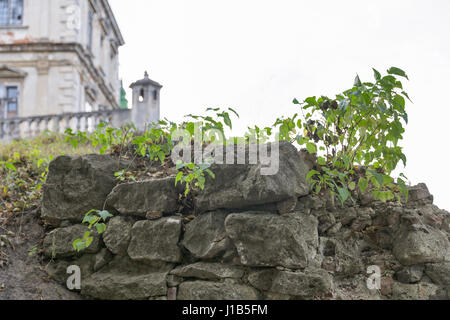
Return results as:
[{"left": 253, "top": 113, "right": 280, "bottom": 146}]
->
[
  {"left": 75, "top": 241, "right": 86, "bottom": 252},
  {"left": 387, "top": 67, "right": 409, "bottom": 80},
  {"left": 82, "top": 214, "right": 97, "bottom": 224},
  {"left": 306, "top": 170, "right": 320, "bottom": 181},
  {"left": 98, "top": 210, "right": 113, "bottom": 221},
  {"left": 85, "top": 236, "right": 94, "bottom": 248},
  {"left": 175, "top": 171, "right": 184, "bottom": 185},
  {"left": 317, "top": 157, "right": 326, "bottom": 166},
  {"left": 73, "top": 239, "right": 82, "bottom": 251},
  {"left": 222, "top": 113, "right": 232, "bottom": 129},
  {"left": 205, "top": 169, "right": 215, "bottom": 179},
  {"left": 304, "top": 96, "right": 317, "bottom": 106},
  {"left": 358, "top": 177, "right": 369, "bottom": 193},
  {"left": 337, "top": 187, "right": 350, "bottom": 204},
  {"left": 228, "top": 107, "right": 240, "bottom": 118},
  {"left": 306, "top": 142, "right": 317, "bottom": 154},
  {"left": 373, "top": 68, "right": 381, "bottom": 81},
  {"left": 4, "top": 162, "right": 16, "bottom": 171},
  {"left": 95, "top": 223, "right": 107, "bottom": 234},
  {"left": 348, "top": 181, "right": 356, "bottom": 191}
]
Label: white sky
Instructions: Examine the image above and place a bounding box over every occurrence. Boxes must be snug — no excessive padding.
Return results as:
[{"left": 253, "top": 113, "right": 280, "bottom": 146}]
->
[{"left": 109, "top": 0, "right": 450, "bottom": 211}]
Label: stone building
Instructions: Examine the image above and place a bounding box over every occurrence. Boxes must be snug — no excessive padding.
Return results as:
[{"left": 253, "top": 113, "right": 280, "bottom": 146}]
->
[{"left": 0, "top": 0, "right": 125, "bottom": 119}]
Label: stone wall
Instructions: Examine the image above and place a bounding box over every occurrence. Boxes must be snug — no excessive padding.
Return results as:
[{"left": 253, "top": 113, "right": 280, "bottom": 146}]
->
[{"left": 40, "top": 142, "right": 450, "bottom": 300}]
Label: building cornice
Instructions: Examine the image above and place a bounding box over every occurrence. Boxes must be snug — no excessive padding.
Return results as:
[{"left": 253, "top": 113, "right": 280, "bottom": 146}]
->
[
  {"left": 0, "top": 42, "right": 120, "bottom": 109},
  {"left": 100, "top": 0, "right": 125, "bottom": 46}
]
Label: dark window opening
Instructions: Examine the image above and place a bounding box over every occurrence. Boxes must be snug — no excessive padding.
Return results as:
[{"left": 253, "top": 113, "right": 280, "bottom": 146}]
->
[
  {"left": 0, "top": 85, "right": 18, "bottom": 118},
  {"left": 153, "top": 90, "right": 158, "bottom": 101},
  {"left": 139, "top": 88, "right": 145, "bottom": 102},
  {"left": 0, "top": 0, "right": 23, "bottom": 26}
]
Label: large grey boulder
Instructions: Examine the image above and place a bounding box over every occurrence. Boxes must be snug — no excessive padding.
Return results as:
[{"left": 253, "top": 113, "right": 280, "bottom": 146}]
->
[
  {"left": 41, "top": 154, "right": 129, "bottom": 226},
  {"left": 81, "top": 256, "right": 170, "bottom": 300},
  {"left": 182, "top": 211, "right": 231, "bottom": 259},
  {"left": 393, "top": 224, "right": 450, "bottom": 266},
  {"left": 425, "top": 262, "right": 450, "bottom": 286},
  {"left": 195, "top": 142, "right": 310, "bottom": 213},
  {"left": 224, "top": 211, "right": 318, "bottom": 269},
  {"left": 395, "top": 265, "right": 424, "bottom": 284},
  {"left": 170, "top": 262, "right": 244, "bottom": 280},
  {"left": 248, "top": 268, "right": 333, "bottom": 298},
  {"left": 45, "top": 249, "right": 113, "bottom": 285},
  {"left": 128, "top": 218, "right": 183, "bottom": 263},
  {"left": 106, "top": 177, "right": 180, "bottom": 217},
  {"left": 407, "top": 183, "right": 433, "bottom": 205},
  {"left": 102, "top": 216, "right": 134, "bottom": 255},
  {"left": 177, "top": 279, "right": 259, "bottom": 300},
  {"left": 391, "top": 282, "right": 442, "bottom": 300},
  {"left": 43, "top": 224, "right": 101, "bottom": 259}
]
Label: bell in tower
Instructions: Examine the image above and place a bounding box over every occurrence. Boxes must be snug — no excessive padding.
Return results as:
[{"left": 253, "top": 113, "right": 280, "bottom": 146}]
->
[{"left": 129, "top": 71, "right": 162, "bottom": 131}]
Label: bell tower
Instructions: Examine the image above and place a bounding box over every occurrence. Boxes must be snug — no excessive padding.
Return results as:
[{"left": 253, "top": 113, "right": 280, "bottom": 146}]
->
[{"left": 129, "top": 71, "right": 162, "bottom": 130}]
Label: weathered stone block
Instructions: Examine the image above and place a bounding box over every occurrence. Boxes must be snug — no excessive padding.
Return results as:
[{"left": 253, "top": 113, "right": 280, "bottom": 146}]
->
[
  {"left": 103, "top": 216, "right": 134, "bottom": 255},
  {"left": 195, "top": 142, "right": 310, "bottom": 213},
  {"left": 182, "top": 211, "right": 230, "bottom": 259},
  {"left": 177, "top": 279, "right": 259, "bottom": 300},
  {"left": 43, "top": 224, "right": 101, "bottom": 259},
  {"left": 248, "top": 268, "right": 333, "bottom": 298},
  {"left": 106, "top": 177, "right": 180, "bottom": 217},
  {"left": 224, "top": 211, "right": 318, "bottom": 269},
  {"left": 425, "top": 262, "right": 450, "bottom": 286},
  {"left": 170, "top": 262, "right": 244, "bottom": 280},
  {"left": 41, "top": 155, "right": 129, "bottom": 226},
  {"left": 81, "top": 256, "right": 170, "bottom": 300},
  {"left": 393, "top": 224, "right": 450, "bottom": 266},
  {"left": 128, "top": 218, "right": 182, "bottom": 263}
]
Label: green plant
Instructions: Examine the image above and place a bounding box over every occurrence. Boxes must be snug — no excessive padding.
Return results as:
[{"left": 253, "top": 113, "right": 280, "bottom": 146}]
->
[
  {"left": 114, "top": 169, "right": 136, "bottom": 182},
  {"left": 175, "top": 161, "right": 215, "bottom": 196},
  {"left": 72, "top": 209, "right": 113, "bottom": 252},
  {"left": 1, "top": 132, "right": 95, "bottom": 220},
  {"left": 295, "top": 67, "right": 410, "bottom": 204},
  {"left": 184, "top": 107, "right": 239, "bottom": 143},
  {"left": 131, "top": 119, "right": 177, "bottom": 164},
  {"left": 28, "top": 245, "right": 37, "bottom": 257}
]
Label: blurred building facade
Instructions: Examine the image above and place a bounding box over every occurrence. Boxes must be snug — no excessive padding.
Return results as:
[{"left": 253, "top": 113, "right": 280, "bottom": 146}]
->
[{"left": 0, "top": 0, "right": 125, "bottom": 119}]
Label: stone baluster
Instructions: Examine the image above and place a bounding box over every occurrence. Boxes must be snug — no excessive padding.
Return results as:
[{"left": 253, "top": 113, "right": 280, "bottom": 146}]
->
[
  {"left": 35, "top": 118, "right": 42, "bottom": 136},
  {"left": 75, "top": 115, "right": 82, "bottom": 132},
  {"left": 84, "top": 115, "right": 89, "bottom": 132},
  {"left": 13, "top": 120, "right": 20, "bottom": 139},
  {"left": 44, "top": 117, "right": 51, "bottom": 132},
  {"left": 0, "top": 120, "right": 4, "bottom": 140},
  {"left": 56, "top": 116, "right": 62, "bottom": 133}
]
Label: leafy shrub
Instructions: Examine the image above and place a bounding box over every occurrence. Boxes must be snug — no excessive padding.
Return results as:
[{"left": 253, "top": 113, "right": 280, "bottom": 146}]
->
[
  {"left": 175, "top": 161, "right": 215, "bottom": 196},
  {"left": 293, "top": 67, "right": 410, "bottom": 203}
]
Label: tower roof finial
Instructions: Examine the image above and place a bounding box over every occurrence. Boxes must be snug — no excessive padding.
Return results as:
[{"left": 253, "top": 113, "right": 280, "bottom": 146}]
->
[{"left": 144, "top": 71, "right": 149, "bottom": 78}]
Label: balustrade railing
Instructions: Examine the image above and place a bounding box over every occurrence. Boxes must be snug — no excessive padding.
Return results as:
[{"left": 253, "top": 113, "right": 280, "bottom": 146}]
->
[{"left": 0, "top": 109, "right": 131, "bottom": 142}]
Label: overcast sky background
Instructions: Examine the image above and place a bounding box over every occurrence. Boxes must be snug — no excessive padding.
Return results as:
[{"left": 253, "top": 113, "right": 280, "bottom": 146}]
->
[{"left": 109, "top": 0, "right": 450, "bottom": 210}]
